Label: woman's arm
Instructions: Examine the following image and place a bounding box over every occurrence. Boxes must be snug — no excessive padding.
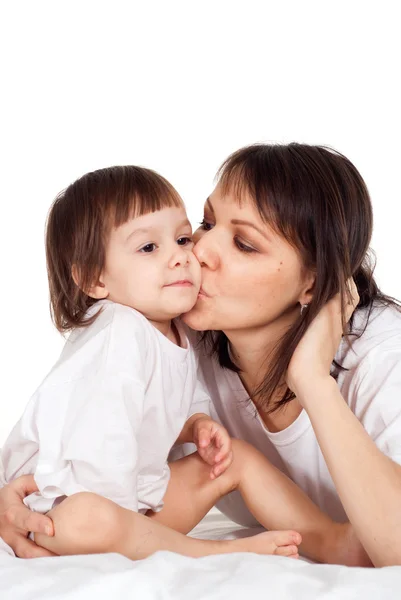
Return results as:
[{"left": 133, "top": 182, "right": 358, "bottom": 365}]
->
[
  {"left": 288, "top": 285, "right": 401, "bottom": 567},
  {"left": 297, "top": 376, "right": 401, "bottom": 567},
  {"left": 0, "top": 476, "right": 54, "bottom": 558}
]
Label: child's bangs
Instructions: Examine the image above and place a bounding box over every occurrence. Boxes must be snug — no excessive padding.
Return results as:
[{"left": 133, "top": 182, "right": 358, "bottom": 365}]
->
[{"left": 104, "top": 167, "right": 183, "bottom": 230}]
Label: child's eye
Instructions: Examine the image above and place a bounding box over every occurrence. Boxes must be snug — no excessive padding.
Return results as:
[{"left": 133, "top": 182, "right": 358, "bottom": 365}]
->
[
  {"left": 177, "top": 236, "right": 193, "bottom": 246},
  {"left": 139, "top": 243, "right": 157, "bottom": 253},
  {"left": 199, "top": 218, "right": 214, "bottom": 231}
]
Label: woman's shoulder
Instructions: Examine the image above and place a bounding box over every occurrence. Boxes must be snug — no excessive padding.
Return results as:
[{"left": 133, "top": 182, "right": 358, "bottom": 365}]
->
[
  {"left": 338, "top": 303, "right": 401, "bottom": 442},
  {"left": 350, "top": 302, "right": 401, "bottom": 351},
  {"left": 338, "top": 302, "right": 401, "bottom": 381}
]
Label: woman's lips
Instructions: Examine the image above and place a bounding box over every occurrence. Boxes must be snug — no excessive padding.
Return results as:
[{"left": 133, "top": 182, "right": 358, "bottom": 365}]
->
[{"left": 198, "top": 287, "right": 209, "bottom": 298}]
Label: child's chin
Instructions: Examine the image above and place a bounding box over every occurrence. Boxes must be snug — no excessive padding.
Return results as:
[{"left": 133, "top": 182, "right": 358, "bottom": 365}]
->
[
  {"left": 170, "top": 299, "right": 198, "bottom": 318},
  {"left": 181, "top": 303, "right": 209, "bottom": 330},
  {"left": 181, "top": 311, "right": 209, "bottom": 332}
]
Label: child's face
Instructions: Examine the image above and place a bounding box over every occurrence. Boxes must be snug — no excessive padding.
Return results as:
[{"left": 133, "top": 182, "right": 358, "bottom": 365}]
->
[{"left": 98, "top": 205, "right": 201, "bottom": 324}]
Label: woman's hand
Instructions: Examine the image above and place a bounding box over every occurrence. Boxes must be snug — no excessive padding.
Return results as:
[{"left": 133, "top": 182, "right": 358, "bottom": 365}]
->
[
  {"left": 287, "top": 279, "right": 359, "bottom": 402},
  {"left": 0, "top": 475, "right": 55, "bottom": 558}
]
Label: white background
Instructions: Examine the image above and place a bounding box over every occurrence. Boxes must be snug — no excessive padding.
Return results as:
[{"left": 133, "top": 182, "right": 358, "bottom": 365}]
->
[{"left": 0, "top": 1, "right": 400, "bottom": 444}]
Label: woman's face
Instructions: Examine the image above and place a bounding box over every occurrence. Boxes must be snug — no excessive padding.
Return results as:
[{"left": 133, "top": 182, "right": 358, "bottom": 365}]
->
[{"left": 182, "top": 185, "right": 314, "bottom": 334}]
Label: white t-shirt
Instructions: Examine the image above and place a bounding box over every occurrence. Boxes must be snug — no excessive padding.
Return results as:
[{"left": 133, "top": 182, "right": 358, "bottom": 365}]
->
[
  {"left": 0, "top": 300, "right": 210, "bottom": 514},
  {"left": 194, "top": 303, "right": 401, "bottom": 526}
]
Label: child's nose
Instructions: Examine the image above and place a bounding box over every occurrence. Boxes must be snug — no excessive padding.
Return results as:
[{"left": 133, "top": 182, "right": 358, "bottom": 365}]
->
[{"left": 168, "top": 245, "right": 190, "bottom": 268}]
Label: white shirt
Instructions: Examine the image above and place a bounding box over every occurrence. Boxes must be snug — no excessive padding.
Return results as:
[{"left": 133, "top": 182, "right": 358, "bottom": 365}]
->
[
  {"left": 194, "top": 303, "right": 401, "bottom": 525},
  {"left": 0, "top": 301, "right": 210, "bottom": 514}
]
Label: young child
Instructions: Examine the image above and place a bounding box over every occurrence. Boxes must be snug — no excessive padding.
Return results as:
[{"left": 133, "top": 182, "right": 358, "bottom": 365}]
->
[{"left": 0, "top": 166, "right": 340, "bottom": 562}]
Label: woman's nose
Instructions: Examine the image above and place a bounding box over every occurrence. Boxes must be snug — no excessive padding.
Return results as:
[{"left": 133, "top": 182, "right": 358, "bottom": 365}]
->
[{"left": 193, "top": 234, "right": 219, "bottom": 270}]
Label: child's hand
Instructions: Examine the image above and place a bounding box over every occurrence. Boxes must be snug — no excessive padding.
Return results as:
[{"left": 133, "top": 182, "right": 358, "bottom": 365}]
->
[{"left": 192, "top": 416, "right": 233, "bottom": 479}]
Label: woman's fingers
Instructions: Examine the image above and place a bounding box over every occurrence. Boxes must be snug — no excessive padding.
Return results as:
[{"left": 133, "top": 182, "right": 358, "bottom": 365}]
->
[
  {"left": 12, "top": 474, "right": 40, "bottom": 498},
  {"left": 1, "top": 481, "right": 54, "bottom": 536},
  {"left": 0, "top": 475, "right": 55, "bottom": 558},
  {"left": 13, "top": 507, "right": 54, "bottom": 536},
  {"left": 11, "top": 534, "right": 57, "bottom": 559},
  {"left": 287, "top": 277, "right": 361, "bottom": 399}
]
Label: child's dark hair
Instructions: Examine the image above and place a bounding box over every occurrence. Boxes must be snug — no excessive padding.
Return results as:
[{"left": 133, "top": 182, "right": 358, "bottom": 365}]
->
[{"left": 46, "top": 166, "right": 182, "bottom": 333}]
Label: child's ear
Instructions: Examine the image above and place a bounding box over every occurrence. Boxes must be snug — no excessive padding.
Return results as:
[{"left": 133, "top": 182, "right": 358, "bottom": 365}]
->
[
  {"left": 86, "top": 280, "right": 109, "bottom": 300},
  {"left": 71, "top": 265, "right": 109, "bottom": 300}
]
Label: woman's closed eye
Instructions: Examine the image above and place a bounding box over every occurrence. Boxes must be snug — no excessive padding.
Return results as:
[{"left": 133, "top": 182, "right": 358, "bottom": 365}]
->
[
  {"left": 234, "top": 237, "right": 257, "bottom": 253},
  {"left": 199, "top": 218, "right": 214, "bottom": 231},
  {"left": 199, "top": 217, "right": 256, "bottom": 253}
]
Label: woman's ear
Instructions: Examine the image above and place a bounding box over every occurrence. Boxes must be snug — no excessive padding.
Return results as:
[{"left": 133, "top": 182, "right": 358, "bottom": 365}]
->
[
  {"left": 299, "top": 270, "right": 316, "bottom": 306},
  {"left": 71, "top": 265, "right": 109, "bottom": 300}
]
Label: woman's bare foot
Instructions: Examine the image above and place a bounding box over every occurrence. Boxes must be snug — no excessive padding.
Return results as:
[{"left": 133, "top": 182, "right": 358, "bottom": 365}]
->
[
  {"left": 323, "top": 523, "right": 372, "bottom": 567},
  {"left": 232, "top": 530, "right": 301, "bottom": 559}
]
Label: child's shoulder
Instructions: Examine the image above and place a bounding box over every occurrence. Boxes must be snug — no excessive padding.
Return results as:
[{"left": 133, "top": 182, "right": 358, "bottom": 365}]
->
[
  {"left": 46, "top": 302, "right": 152, "bottom": 385},
  {"left": 83, "top": 300, "right": 151, "bottom": 338}
]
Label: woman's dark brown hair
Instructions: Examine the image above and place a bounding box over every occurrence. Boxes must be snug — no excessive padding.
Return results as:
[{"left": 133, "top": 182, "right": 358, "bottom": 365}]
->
[
  {"left": 202, "top": 143, "right": 400, "bottom": 413},
  {"left": 46, "top": 165, "right": 182, "bottom": 333}
]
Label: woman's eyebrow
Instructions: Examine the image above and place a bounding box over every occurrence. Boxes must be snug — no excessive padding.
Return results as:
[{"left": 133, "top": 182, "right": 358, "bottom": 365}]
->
[
  {"left": 231, "top": 219, "right": 272, "bottom": 241},
  {"left": 205, "top": 198, "right": 215, "bottom": 213}
]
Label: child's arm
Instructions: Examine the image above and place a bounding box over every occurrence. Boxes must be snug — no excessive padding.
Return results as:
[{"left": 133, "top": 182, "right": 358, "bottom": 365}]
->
[
  {"left": 23, "top": 374, "right": 145, "bottom": 515},
  {"left": 176, "top": 413, "right": 233, "bottom": 479},
  {"left": 175, "top": 412, "right": 209, "bottom": 443},
  {"left": 175, "top": 368, "right": 234, "bottom": 477}
]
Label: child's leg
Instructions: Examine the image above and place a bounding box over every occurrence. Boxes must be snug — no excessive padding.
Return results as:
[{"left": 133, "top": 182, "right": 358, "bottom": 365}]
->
[
  {"left": 34, "top": 491, "right": 299, "bottom": 559},
  {"left": 35, "top": 439, "right": 369, "bottom": 564},
  {"left": 151, "top": 438, "right": 358, "bottom": 564}
]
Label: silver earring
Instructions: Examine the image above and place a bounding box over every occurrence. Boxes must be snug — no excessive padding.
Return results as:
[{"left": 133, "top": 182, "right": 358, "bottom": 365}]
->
[{"left": 300, "top": 303, "right": 309, "bottom": 315}]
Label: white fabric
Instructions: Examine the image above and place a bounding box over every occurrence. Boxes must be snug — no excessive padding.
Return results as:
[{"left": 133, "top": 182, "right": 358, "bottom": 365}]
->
[
  {"left": 0, "top": 300, "right": 210, "bottom": 514},
  {"left": 1, "top": 508, "right": 401, "bottom": 600},
  {"left": 195, "top": 303, "right": 401, "bottom": 526}
]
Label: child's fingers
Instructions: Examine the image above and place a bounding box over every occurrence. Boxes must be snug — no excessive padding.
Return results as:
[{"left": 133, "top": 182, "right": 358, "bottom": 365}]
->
[
  {"left": 198, "top": 446, "right": 216, "bottom": 466},
  {"left": 197, "top": 427, "right": 212, "bottom": 448},
  {"left": 210, "top": 451, "right": 233, "bottom": 479},
  {"left": 213, "top": 430, "right": 231, "bottom": 463}
]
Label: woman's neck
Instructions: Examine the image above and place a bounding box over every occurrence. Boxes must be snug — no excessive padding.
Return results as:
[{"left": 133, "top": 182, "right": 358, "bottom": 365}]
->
[
  {"left": 225, "top": 321, "right": 304, "bottom": 432},
  {"left": 224, "top": 314, "right": 295, "bottom": 388},
  {"left": 228, "top": 333, "right": 273, "bottom": 394},
  {"left": 223, "top": 311, "right": 302, "bottom": 427}
]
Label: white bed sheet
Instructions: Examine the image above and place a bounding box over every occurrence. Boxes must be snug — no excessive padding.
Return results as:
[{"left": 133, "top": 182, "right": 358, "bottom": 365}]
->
[{"left": 1, "top": 508, "right": 401, "bottom": 599}]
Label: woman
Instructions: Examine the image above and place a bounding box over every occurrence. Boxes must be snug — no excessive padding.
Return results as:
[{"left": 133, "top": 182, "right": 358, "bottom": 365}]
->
[{"left": 2, "top": 143, "right": 401, "bottom": 566}]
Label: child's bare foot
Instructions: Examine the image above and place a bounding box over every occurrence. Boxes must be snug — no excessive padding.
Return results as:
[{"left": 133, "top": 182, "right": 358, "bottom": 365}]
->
[
  {"left": 232, "top": 530, "right": 301, "bottom": 559},
  {"left": 323, "top": 523, "right": 372, "bottom": 567}
]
